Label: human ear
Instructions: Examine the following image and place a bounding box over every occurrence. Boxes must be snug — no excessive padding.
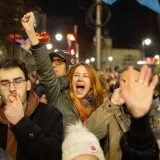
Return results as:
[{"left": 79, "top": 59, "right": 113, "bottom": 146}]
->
[{"left": 26, "top": 80, "right": 31, "bottom": 91}]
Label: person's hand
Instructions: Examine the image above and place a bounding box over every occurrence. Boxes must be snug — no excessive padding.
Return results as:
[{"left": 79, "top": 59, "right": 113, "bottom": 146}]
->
[
  {"left": 21, "top": 12, "right": 39, "bottom": 45},
  {"left": 21, "top": 12, "right": 35, "bottom": 34},
  {"left": 111, "top": 88, "right": 125, "bottom": 105},
  {"left": 120, "top": 65, "right": 158, "bottom": 118},
  {"left": 4, "top": 94, "right": 24, "bottom": 125}
]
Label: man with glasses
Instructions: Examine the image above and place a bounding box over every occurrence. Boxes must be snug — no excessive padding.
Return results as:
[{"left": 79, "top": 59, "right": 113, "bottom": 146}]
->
[
  {"left": 49, "top": 50, "right": 75, "bottom": 77},
  {"left": 0, "top": 58, "right": 63, "bottom": 160},
  {"left": 34, "top": 49, "right": 75, "bottom": 103}
]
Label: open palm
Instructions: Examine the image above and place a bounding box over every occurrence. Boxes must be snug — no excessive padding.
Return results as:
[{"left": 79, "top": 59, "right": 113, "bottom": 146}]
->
[{"left": 120, "top": 65, "right": 158, "bottom": 118}]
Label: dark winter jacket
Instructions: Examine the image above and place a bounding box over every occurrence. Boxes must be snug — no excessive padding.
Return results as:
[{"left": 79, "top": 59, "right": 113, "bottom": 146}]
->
[
  {"left": 120, "top": 114, "right": 159, "bottom": 160},
  {"left": 0, "top": 102, "right": 63, "bottom": 160}
]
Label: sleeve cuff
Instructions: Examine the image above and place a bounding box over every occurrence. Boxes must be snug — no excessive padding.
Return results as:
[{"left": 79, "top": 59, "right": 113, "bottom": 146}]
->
[
  {"left": 31, "top": 43, "right": 44, "bottom": 49},
  {"left": 11, "top": 116, "right": 42, "bottom": 140}
]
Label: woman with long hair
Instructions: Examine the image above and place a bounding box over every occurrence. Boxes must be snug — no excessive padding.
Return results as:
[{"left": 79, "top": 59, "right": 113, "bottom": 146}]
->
[{"left": 21, "top": 12, "right": 104, "bottom": 125}]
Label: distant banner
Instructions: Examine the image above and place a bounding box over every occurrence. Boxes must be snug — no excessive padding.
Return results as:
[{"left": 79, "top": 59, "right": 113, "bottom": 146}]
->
[{"left": 102, "top": 0, "right": 160, "bottom": 13}]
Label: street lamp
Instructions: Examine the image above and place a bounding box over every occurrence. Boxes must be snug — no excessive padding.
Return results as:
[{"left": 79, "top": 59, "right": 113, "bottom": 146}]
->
[
  {"left": 55, "top": 33, "right": 63, "bottom": 41},
  {"left": 108, "top": 56, "right": 113, "bottom": 68},
  {"left": 154, "top": 55, "right": 159, "bottom": 59},
  {"left": 91, "top": 57, "right": 95, "bottom": 62},
  {"left": 46, "top": 43, "right": 53, "bottom": 50},
  {"left": 108, "top": 56, "right": 113, "bottom": 61},
  {"left": 144, "top": 39, "right": 151, "bottom": 45},
  {"left": 86, "top": 59, "right": 90, "bottom": 64},
  {"left": 142, "top": 38, "right": 152, "bottom": 60}
]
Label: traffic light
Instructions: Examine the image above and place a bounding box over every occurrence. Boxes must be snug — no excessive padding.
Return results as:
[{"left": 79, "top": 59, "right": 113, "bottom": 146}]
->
[{"left": 67, "top": 33, "right": 76, "bottom": 56}]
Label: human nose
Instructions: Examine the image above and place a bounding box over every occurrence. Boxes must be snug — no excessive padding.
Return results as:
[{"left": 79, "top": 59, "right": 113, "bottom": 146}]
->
[
  {"left": 78, "top": 75, "right": 83, "bottom": 81},
  {"left": 9, "top": 82, "right": 16, "bottom": 91},
  {"left": 52, "top": 61, "right": 56, "bottom": 67}
]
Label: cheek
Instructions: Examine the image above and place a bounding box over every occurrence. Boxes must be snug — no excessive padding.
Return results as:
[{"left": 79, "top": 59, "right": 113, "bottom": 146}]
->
[
  {"left": 71, "top": 80, "right": 76, "bottom": 89},
  {"left": 86, "top": 79, "right": 91, "bottom": 87},
  {"left": 72, "top": 77, "right": 77, "bottom": 84}
]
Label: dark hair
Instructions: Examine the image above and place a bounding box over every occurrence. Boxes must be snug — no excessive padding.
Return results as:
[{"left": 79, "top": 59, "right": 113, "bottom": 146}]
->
[{"left": 0, "top": 58, "right": 29, "bottom": 80}]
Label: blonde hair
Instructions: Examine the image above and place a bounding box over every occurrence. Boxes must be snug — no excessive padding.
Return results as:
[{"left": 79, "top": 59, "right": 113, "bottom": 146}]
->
[
  {"left": 100, "top": 78, "right": 110, "bottom": 97},
  {"left": 67, "top": 62, "right": 104, "bottom": 109}
]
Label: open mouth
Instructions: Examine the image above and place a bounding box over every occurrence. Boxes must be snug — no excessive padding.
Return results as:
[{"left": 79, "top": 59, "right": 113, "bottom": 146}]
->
[{"left": 76, "top": 85, "right": 85, "bottom": 95}]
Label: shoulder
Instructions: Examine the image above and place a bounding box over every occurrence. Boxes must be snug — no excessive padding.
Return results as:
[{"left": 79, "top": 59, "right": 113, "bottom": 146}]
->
[
  {"left": 101, "top": 98, "right": 120, "bottom": 111},
  {"left": 36, "top": 102, "right": 63, "bottom": 117}
]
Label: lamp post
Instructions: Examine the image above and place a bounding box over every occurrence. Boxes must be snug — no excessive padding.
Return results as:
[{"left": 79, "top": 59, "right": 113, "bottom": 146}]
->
[{"left": 142, "top": 38, "right": 151, "bottom": 60}]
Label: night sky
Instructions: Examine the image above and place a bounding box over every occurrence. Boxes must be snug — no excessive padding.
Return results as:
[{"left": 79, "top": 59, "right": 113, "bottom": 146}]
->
[{"left": 36, "top": 0, "right": 160, "bottom": 58}]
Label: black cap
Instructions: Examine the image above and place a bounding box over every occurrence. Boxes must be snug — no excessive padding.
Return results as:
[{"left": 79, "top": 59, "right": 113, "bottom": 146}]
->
[{"left": 49, "top": 50, "right": 76, "bottom": 69}]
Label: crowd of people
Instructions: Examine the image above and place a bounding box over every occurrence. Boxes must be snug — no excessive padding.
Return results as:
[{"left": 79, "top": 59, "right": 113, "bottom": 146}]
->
[{"left": 0, "top": 11, "right": 159, "bottom": 160}]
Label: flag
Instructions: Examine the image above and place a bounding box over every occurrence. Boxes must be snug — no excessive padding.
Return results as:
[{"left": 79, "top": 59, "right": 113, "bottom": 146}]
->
[
  {"left": 102, "top": 0, "right": 118, "bottom": 5},
  {"left": 8, "top": 34, "right": 31, "bottom": 53},
  {"left": 137, "top": 0, "right": 160, "bottom": 14}
]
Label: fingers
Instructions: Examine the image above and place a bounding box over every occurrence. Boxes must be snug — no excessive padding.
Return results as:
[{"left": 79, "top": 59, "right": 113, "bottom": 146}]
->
[
  {"left": 21, "top": 13, "right": 30, "bottom": 22},
  {"left": 143, "top": 67, "right": 151, "bottom": 86},
  {"left": 139, "top": 65, "right": 148, "bottom": 83},
  {"left": 149, "top": 74, "right": 158, "bottom": 90},
  {"left": 8, "top": 94, "right": 20, "bottom": 103},
  {"left": 128, "top": 66, "right": 135, "bottom": 84},
  {"left": 138, "top": 65, "right": 157, "bottom": 90},
  {"left": 139, "top": 65, "right": 152, "bottom": 87},
  {"left": 8, "top": 95, "right": 17, "bottom": 103},
  {"left": 21, "top": 11, "right": 34, "bottom": 23}
]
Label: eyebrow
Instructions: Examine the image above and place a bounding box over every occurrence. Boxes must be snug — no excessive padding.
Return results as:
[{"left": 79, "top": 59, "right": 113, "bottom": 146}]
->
[
  {"left": 0, "top": 77, "right": 23, "bottom": 82},
  {"left": 74, "top": 72, "right": 88, "bottom": 75}
]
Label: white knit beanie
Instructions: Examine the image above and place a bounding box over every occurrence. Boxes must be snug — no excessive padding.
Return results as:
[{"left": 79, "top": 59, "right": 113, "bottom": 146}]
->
[{"left": 62, "top": 121, "right": 105, "bottom": 160}]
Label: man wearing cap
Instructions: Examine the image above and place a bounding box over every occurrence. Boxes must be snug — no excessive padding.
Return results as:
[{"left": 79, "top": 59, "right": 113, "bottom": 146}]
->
[
  {"left": 22, "top": 12, "right": 80, "bottom": 126},
  {"left": 49, "top": 50, "right": 75, "bottom": 77},
  {"left": 34, "top": 49, "right": 75, "bottom": 103}
]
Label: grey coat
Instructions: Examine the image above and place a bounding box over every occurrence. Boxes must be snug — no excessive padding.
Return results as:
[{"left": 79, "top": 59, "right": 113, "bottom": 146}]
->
[{"left": 31, "top": 45, "right": 80, "bottom": 126}]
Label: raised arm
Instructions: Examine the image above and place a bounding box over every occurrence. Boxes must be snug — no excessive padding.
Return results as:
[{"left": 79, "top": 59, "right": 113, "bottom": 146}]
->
[
  {"left": 21, "top": 12, "right": 39, "bottom": 46},
  {"left": 120, "top": 65, "right": 158, "bottom": 118},
  {"left": 120, "top": 65, "right": 159, "bottom": 160},
  {"left": 21, "top": 12, "right": 62, "bottom": 106}
]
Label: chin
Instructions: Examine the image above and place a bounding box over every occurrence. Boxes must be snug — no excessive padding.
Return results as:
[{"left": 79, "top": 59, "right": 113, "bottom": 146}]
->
[{"left": 75, "top": 94, "right": 85, "bottom": 99}]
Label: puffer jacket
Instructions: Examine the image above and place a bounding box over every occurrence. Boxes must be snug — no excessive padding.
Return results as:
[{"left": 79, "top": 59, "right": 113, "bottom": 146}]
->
[{"left": 31, "top": 45, "right": 80, "bottom": 126}]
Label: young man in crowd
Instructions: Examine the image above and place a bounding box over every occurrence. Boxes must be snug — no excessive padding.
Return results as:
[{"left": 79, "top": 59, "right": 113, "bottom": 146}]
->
[
  {"left": 34, "top": 49, "right": 75, "bottom": 103},
  {"left": 0, "top": 58, "right": 63, "bottom": 160}
]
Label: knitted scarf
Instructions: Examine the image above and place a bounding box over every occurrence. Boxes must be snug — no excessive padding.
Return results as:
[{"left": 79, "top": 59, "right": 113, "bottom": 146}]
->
[
  {"left": 73, "top": 96, "right": 94, "bottom": 122},
  {"left": 0, "top": 91, "right": 39, "bottom": 160}
]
